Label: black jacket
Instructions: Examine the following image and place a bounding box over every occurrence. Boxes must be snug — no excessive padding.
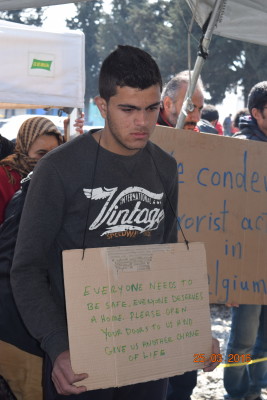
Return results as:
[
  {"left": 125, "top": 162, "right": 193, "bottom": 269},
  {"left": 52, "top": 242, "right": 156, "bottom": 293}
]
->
[
  {"left": 0, "top": 172, "right": 43, "bottom": 357},
  {"left": 157, "top": 109, "right": 173, "bottom": 127},
  {"left": 233, "top": 117, "right": 267, "bottom": 142},
  {"left": 0, "top": 135, "right": 15, "bottom": 160},
  {"left": 197, "top": 119, "right": 218, "bottom": 134}
]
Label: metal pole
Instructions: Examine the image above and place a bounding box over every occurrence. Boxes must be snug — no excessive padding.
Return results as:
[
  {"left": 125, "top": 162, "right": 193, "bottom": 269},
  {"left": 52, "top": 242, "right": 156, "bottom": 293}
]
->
[{"left": 176, "top": 0, "right": 226, "bottom": 129}]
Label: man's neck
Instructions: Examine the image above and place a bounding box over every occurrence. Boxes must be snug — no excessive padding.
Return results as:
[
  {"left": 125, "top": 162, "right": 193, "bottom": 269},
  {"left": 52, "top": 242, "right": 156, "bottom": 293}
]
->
[{"left": 157, "top": 109, "right": 173, "bottom": 127}]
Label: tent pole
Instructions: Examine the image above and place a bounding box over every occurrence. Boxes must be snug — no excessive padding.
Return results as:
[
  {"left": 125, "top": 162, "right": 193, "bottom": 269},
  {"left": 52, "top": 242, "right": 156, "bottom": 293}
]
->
[{"left": 176, "top": 0, "right": 225, "bottom": 129}]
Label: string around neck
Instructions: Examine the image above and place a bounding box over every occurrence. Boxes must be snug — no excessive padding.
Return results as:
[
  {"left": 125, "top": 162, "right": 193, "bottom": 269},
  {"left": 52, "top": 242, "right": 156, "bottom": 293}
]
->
[{"left": 82, "top": 131, "right": 102, "bottom": 260}]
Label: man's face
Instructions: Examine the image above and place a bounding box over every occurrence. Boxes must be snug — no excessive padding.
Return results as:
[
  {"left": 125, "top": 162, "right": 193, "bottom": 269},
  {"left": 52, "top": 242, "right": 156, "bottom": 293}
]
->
[
  {"left": 164, "top": 83, "right": 204, "bottom": 130},
  {"left": 96, "top": 85, "right": 161, "bottom": 156},
  {"left": 252, "top": 105, "right": 267, "bottom": 136}
]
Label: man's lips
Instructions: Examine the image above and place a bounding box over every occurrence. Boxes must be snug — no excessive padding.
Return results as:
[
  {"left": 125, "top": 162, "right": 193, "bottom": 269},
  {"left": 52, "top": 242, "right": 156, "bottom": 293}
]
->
[{"left": 131, "top": 131, "right": 149, "bottom": 138}]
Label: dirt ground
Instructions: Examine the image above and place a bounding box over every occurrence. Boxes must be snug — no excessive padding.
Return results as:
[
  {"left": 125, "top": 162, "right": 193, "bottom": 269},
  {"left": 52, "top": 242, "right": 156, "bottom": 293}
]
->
[{"left": 191, "top": 304, "right": 267, "bottom": 400}]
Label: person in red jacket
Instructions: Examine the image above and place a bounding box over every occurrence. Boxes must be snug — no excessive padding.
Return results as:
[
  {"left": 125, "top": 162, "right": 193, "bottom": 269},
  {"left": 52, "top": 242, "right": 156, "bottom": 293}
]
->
[
  {"left": 0, "top": 114, "right": 84, "bottom": 224},
  {"left": 0, "top": 116, "right": 63, "bottom": 224}
]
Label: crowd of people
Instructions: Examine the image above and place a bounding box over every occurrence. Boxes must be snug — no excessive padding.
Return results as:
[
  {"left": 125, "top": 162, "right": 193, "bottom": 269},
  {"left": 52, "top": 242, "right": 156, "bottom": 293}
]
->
[{"left": 0, "top": 44, "right": 266, "bottom": 400}]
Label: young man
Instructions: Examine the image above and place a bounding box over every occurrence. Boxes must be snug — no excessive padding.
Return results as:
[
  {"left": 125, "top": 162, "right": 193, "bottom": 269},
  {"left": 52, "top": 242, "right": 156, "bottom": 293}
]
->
[
  {"left": 10, "top": 45, "right": 178, "bottom": 400},
  {"left": 158, "top": 70, "right": 204, "bottom": 131},
  {"left": 224, "top": 82, "right": 267, "bottom": 400},
  {"left": 11, "top": 45, "right": 218, "bottom": 400}
]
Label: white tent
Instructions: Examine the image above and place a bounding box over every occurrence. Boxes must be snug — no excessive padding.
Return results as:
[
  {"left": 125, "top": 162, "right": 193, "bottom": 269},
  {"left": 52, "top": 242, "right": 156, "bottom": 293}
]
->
[
  {"left": 0, "top": 19, "right": 85, "bottom": 109},
  {"left": 177, "top": 0, "right": 267, "bottom": 128},
  {"left": 1, "top": 0, "right": 266, "bottom": 116},
  {"left": 1, "top": 0, "right": 266, "bottom": 47},
  {"left": 186, "top": 0, "right": 267, "bottom": 47},
  {"left": 0, "top": 0, "right": 88, "bottom": 11}
]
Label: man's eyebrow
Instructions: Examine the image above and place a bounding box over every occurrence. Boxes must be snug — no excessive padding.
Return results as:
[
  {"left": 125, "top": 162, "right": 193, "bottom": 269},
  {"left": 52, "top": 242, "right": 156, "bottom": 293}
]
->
[
  {"left": 117, "top": 102, "right": 160, "bottom": 110},
  {"left": 117, "top": 104, "right": 140, "bottom": 110},
  {"left": 146, "top": 102, "right": 161, "bottom": 109}
]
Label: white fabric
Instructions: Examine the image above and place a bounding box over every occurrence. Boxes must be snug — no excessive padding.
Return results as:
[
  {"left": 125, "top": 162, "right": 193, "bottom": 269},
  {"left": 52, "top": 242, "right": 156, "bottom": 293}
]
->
[
  {"left": 0, "top": 0, "right": 88, "bottom": 10},
  {"left": 2, "top": 0, "right": 266, "bottom": 47},
  {"left": 186, "top": 0, "right": 267, "bottom": 47},
  {"left": 0, "top": 20, "right": 85, "bottom": 108}
]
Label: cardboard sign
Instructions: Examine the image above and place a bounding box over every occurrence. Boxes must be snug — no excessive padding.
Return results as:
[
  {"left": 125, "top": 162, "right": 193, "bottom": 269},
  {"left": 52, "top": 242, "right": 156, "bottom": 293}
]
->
[
  {"left": 63, "top": 243, "right": 212, "bottom": 390},
  {"left": 152, "top": 126, "right": 267, "bottom": 304}
]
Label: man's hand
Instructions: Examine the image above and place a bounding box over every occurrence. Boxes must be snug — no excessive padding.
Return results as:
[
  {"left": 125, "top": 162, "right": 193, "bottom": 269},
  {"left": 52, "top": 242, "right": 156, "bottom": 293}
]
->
[
  {"left": 203, "top": 337, "right": 221, "bottom": 372},
  {"left": 73, "top": 112, "right": 85, "bottom": 135},
  {"left": 52, "top": 350, "right": 88, "bottom": 395},
  {"left": 63, "top": 112, "right": 85, "bottom": 139}
]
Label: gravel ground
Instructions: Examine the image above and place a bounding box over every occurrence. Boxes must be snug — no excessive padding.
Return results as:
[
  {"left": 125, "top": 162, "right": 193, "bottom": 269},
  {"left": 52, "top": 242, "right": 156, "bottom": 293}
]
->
[{"left": 191, "top": 304, "right": 267, "bottom": 400}]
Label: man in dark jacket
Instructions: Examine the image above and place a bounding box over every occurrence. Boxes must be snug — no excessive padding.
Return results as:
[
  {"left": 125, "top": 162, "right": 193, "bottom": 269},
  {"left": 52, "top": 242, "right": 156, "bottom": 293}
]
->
[
  {"left": 224, "top": 81, "right": 267, "bottom": 400},
  {"left": 198, "top": 105, "right": 219, "bottom": 134},
  {"left": 157, "top": 71, "right": 206, "bottom": 400},
  {"left": 0, "top": 173, "right": 44, "bottom": 399},
  {"left": 157, "top": 70, "right": 205, "bottom": 400},
  {"left": 0, "top": 134, "right": 15, "bottom": 160}
]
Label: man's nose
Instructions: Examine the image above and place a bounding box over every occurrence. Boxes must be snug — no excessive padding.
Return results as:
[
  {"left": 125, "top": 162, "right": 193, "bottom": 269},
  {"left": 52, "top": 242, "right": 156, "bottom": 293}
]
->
[
  {"left": 135, "top": 110, "right": 147, "bottom": 126},
  {"left": 189, "top": 107, "right": 201, "bottom": 122}
]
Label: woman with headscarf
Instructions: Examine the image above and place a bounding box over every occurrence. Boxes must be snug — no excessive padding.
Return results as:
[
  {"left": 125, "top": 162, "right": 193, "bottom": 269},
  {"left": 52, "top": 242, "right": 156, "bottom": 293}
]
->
[
  {"left": 0, "top": 116, "right": 63, "bottom": 224},
  {"left": 0, "top": 114, "right": 84, "bottom": 399}
]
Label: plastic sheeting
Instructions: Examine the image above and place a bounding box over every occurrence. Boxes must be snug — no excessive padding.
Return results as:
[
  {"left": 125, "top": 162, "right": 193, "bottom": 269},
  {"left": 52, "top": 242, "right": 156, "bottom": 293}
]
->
[
  {"left": 0, "top": 20, "right": 85, "bottom": 109},
  {"left": 0, "top": 0, "right": 89, "bottom": 11},
  {"left": 186, "top": 0, "right": 267, "bottom": 47},
  {"left": 2, "top": 0, "right": 266, "bottom": 47}
]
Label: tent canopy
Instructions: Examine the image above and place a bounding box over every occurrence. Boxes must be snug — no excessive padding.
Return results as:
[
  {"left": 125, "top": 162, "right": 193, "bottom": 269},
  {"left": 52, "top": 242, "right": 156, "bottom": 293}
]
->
[
  {"left": 0, "top": 19, "right": 85, "bottom": 109},
  {"left": 186, "top": 0, "right": 267, "bottom": 47},
  {"left": 0, "top": 0, "right": 89, "bottom": 11},
  {"left": 1, "top": 0, "right": 266, "bottom": 48}
]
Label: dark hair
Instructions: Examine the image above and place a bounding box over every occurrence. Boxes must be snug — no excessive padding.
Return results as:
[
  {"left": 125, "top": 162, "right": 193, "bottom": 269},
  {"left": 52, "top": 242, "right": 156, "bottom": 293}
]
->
[
  {"left": 248, "top": 81, "right": 267, "bottom": 121},
  {"left": 233, "top": 108, "right": 249, "bottom": 128},
  {"left": 201, "top": 105, "right": 219, "bottom": 122},
  {"left": 99, "top": 45, "right": 162, "bottom": 102}
]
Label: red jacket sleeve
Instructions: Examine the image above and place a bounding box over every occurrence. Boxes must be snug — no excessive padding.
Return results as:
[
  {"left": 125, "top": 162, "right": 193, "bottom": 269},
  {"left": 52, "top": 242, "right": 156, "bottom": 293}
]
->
[{"left": 0, "top": 166, "right": 21, "bottom": 224}]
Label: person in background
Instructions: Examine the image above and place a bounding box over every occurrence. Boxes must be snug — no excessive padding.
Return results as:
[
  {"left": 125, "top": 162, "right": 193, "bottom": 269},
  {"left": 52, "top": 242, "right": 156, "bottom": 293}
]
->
[
  {"left": 158, "top": 71, "right": 216, "bottom": 400},
  {"left": 0, "top": 134, "right": 15, "bottom": 160},
  {"left": 231, "top": 108, "right": 249, "bottom": 134},
  {"left": 0, "top": 117, "right": 63, "bottom": 224},
  {"left": 11, "top": 45, "right": 219, "bottom": 400},
  {"left": 0, "top": 114, "right": 84, "bottom": 399},
  {"left": 0, "top": 172, "right": 43, "bottom": 400},
  {"left": 198, "top": 104, "right": 219, "bottom": 134},
  {"left": 158, "top": 70, "right": 204, "bottom": 131},
  {"left": 223, "top": 113, "right": 232, "bottom": 136},
  {"left": 224, "top": 81, "right": 267, "bottom": 400},
  {"left": 0, "top": 114, "right": 84, "bottom": 223},
  {"left": 215, "top": 120, "right": 223, "bottom": 135}
]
